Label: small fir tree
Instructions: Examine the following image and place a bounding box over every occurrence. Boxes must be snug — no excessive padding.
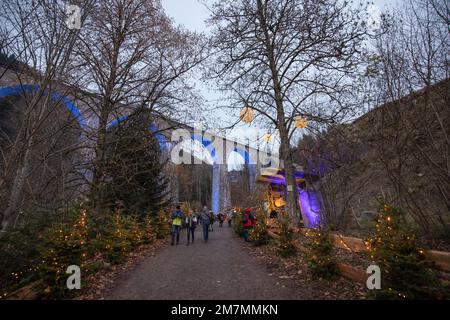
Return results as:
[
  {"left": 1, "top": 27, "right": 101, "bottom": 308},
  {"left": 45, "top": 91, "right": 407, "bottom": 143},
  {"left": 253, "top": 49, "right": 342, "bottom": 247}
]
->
[
  {"left": 277, "top": 217, "right": 296, "bottom": 257},
  {"left": 305, "top": 228, "right": 338, "bottom": 280},
  {"left": 366, "top": 204, "right": 444, "bottom": 299},
  {"left": 249, "top": 208, "right": 269, "bottom": 246}
]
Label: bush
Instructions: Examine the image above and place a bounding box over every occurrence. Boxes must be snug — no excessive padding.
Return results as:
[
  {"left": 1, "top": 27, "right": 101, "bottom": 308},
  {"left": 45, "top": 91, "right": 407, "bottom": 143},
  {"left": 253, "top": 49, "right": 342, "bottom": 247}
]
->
[
  {"left": 0, "top": 225, "right": 43, "bottom": 297},
  {"left": 305, "top": 228, "right": 338, "bottom": 280},
  {"left": 152, "top": 209, "right": 171, "bottom": 239},
  {"left": 277, "top": 217, "right": 296, "bottom": 257},
  {"left": 142, "top": 215, "right": 156, "bottom": 244},
  {"left": 249, "top": 208, "right": 269, "bottom": 246},
  {"left": 366, "top": 204, "right": 445, "bottom": 299},
  {"left": 1, "top": 204, "right": 159, "bottom": 298},
  {"left": 233, "top": 210, "right": 243, "bottom": 236},
  {"left": 38, "top": 207, "right": 90, "bottom": 298},
  {"left": 94, "top": 213, "right": 135, "bottom": 265}
]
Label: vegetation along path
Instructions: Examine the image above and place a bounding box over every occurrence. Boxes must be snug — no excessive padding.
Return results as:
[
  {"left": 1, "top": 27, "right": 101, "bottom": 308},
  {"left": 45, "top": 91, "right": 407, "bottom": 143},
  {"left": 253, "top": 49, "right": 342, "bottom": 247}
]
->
[{"left": 105, "top": 225, "right": 309, "bottom": 300}]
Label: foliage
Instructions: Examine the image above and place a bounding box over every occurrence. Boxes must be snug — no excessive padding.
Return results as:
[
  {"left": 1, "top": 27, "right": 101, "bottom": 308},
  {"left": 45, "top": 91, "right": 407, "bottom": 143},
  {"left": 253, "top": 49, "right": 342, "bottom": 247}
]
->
[
  {"left": 277, "top": 217, "right": 296, "bottom": 258},
  {"left": 38, "top": 207, "right": 89, "bottom": 298},
  {"left": 233, "top": 210, "right": 243, "bottom": 236},
  {"left": 0, "top": 223, "right": 43, "bottom": 297},
  {"left": 366, "top": 204, "right": 445, "bottom": 299},
  {"left": 249, "top": 208, "right": 269, "bottom": 246},
  {"left": 305, "top": 228, "right": 338, "bottom": 280},
  {"left": 103, "top": 114, "right": 169, "bottom": 219},
  {"left": 142, "top": 215, "right": 156, "bottom": 244},
  {"left": 152, "top": 209, "right": 171, "bottom": 239},
  {"left": 0, "top": 203, "right": 165, "bottom": 298},
  {"left": 94, "top": 215, "right": 132, "bottom": 265}
]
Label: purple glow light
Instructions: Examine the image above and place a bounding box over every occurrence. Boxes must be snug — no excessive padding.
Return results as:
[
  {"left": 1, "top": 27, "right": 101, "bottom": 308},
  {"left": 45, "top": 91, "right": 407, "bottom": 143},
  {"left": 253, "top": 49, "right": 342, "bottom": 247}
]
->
[{"left": 298, "top": 189, "right": 320, "bottom": 228}]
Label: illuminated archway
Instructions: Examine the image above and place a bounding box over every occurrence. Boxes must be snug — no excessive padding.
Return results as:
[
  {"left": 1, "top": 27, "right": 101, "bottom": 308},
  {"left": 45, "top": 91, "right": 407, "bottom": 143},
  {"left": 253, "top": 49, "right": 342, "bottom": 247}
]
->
[{"left": 0, "top": 84, "right": 84, "bottom": 128}]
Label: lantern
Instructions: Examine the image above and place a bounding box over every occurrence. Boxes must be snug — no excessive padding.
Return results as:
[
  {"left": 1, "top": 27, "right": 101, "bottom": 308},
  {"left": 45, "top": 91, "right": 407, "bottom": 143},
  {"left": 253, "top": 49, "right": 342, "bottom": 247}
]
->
[
  {"left": 294, "top": 116, "right": 308, "bottom": 129},
  {"left": 274, "top": 197, "right": 286, "bottom": 208},
  {"left": 262, "top": 133, "right": 272, "bottom": 142},
  {"left": 240, "top": 106, "right": 254, "bottom": 123}
]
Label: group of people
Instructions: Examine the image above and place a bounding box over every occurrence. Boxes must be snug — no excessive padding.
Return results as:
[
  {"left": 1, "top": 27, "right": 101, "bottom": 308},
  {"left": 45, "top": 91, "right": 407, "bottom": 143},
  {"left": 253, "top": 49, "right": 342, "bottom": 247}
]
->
[
  {"left": 170, "top": 205, "right": 271, "bottom": 246},
  {"left": 170, "top": 205, "right": 217, "bottom": 246}
]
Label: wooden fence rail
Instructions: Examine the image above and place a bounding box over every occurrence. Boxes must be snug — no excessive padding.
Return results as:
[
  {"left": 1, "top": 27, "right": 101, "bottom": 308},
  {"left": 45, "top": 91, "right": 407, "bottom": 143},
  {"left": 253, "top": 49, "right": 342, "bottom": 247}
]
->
[{"left": 267, "top": 227, "right": 450, "bottom": 283}]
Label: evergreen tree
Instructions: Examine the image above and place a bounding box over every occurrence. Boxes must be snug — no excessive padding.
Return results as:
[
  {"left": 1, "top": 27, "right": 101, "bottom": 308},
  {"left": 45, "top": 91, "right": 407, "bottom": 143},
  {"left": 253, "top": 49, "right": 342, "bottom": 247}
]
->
[
  {"left": 103, "top": 114, "right": 169, "bottom": 218},
  {"left": 366, "top": 204, "right": 445, "bottom": 299}
]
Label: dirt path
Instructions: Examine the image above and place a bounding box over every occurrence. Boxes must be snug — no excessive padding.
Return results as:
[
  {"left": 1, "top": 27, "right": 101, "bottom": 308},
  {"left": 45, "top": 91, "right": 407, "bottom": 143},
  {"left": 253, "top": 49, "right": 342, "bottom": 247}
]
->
[{"left": 105, "top": 224, "right": 310, "bottom": 300}]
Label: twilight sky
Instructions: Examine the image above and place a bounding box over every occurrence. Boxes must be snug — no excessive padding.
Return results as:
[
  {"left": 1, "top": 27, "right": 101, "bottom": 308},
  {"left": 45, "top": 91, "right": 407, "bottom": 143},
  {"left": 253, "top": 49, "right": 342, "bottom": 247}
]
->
[{"left": 160, "top": 0, "right": 397, "bottom": 168}]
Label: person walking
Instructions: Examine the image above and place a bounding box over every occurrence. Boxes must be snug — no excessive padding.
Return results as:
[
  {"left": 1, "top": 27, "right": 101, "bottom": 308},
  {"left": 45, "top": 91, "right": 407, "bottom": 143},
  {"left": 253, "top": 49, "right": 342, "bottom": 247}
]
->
[
  {"left": 171, "top": 205, "right": 184, "bottom": 246},
  {"left": 218, "top": 212, "right": 224, "bottom": 227},
  {"left": 185, "top": 209, "right": 197, "bottom": 245},
  {"left": 200, "top": 205, "right": 211, "bottom": 243},
  {"left": 242, "top": 208, "right": 254, "bottom": 242},
  {"left": 209, "top": 210, "right": 215, "bottom": 232}
]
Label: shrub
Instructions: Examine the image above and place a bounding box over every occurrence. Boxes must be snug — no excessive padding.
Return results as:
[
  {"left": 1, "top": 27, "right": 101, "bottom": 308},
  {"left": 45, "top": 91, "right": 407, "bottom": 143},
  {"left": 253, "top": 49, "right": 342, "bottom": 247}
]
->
[
  {"left": 0, "top": 225, "right": 43, "bottom": 297},
  {"left": 277, "top": 217, "right": 296, "bottom": 257},
  {"left": 233, "top": 210, "right": 243, "bottom": 236},
  {"left": 305, "top": 228, "right": 338, "bottom": 280},
  {"left": 152, "top": 209, "right": 171, "bottom": 239},
  {"left": 38, "top": 207, "right": 90, "bottom": 298},
  {"left": 95, "top": 213, "right": 134, "bottom": 265},
  {"left": 142, "top": 215, "right": 156, "bottom": 244},
  {"left": 249, "top": 208, "right": 269, "bottom": 246},
  {"left": 366, "top": 204, "right": 445, "bottom": 299}
]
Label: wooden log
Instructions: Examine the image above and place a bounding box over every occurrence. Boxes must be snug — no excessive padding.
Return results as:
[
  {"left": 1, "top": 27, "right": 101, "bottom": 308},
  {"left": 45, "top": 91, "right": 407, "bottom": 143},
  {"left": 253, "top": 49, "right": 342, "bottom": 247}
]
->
[
  {"left": 331, "top": 234, "right": 367, "bottom": 253},
  {"left": 426, "top": 250, "right": 450, "bottom": 272},
  {"left": 6, "top": 280, "right": 42, "bottom": 300},
  {"left": 336, "top": 263, "right": 366, "bottom": 284}
]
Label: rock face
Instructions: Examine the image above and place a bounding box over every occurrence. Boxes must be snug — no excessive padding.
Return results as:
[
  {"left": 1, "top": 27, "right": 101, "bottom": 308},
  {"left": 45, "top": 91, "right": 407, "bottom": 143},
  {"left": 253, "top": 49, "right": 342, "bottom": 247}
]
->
[{"left": 294, "top": 79, "right": 450, "bottom": 235}]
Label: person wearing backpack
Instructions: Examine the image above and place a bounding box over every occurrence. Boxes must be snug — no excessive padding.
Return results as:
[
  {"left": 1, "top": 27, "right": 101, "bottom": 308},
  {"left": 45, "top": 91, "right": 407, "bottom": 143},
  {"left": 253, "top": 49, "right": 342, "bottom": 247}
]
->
[
  {"left": 171, "top": 205, "right": 184, "bottom": 246},
  {"left": 185, "top": 209, "right": 197, "bottom": 246},
  {"left": 242, "top": 208, "right": 253, "bottom": 242}
]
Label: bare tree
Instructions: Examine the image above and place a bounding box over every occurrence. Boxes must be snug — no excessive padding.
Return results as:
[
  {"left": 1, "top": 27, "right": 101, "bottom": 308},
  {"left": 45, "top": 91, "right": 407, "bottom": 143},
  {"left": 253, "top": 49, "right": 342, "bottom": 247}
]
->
[
  {"left": 0, "top": 0, "right": 94, "bottom": 235},
  {"left": 74, "top": 0, "right": 207, "bottom": 213},
  {"left": 364, "top": 0, "right": 449, "bottom": 235},
  {"left": 207, "top": 0, "right": 367, "bottom": 224}
]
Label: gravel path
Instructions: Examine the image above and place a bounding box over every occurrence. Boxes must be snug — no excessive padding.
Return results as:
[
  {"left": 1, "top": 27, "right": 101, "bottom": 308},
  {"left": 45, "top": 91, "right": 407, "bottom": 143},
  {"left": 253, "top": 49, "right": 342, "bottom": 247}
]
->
[{"left": 105, "top": 224, "right": 309, "bottom": 300}]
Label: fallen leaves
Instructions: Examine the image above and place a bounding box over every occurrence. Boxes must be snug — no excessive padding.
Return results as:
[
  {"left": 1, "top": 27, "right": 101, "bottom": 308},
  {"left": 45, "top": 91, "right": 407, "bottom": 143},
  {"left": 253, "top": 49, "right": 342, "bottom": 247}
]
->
[{"left": 245, "top": 240, "right": 367, "bottom": 300}]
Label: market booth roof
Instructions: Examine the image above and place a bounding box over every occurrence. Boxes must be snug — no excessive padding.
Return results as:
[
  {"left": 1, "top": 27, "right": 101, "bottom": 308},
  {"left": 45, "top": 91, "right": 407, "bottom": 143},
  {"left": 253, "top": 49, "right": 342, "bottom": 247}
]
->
[{"left": 257, "top": 167, "right": 306, "bottom": 185}]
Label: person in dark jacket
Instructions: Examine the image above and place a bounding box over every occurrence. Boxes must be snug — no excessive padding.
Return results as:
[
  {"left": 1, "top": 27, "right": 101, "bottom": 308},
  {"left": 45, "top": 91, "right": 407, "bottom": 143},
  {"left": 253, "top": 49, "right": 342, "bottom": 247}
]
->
[
  {"left": 218, "top": 212, "right": 225, "bottom": 227},
  {"left": 185, "top": 209, "right": 197, "bottom": 245},
  {"left": 171, "top": 205, "right": 184, "bottom": 246},
  {"left": 200, "top": 205, "right": 211, "bottom": 243}
]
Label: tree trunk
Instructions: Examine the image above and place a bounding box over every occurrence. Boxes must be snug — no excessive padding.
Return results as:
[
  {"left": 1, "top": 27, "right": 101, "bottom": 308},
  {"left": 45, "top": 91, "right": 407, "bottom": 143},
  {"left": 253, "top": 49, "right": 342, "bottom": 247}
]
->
[
  {"left": 278, "top": 124, "right": 301, "bottom": 224},
  {"left": 256, "top": 0, "right": 300, "bottom": 224}
]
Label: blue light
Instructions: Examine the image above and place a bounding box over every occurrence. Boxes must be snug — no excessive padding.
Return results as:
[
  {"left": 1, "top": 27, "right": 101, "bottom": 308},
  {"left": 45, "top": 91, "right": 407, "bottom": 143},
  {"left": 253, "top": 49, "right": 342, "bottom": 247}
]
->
[{"left": 0, "top": 84, "right": 85, "bottom": 128}]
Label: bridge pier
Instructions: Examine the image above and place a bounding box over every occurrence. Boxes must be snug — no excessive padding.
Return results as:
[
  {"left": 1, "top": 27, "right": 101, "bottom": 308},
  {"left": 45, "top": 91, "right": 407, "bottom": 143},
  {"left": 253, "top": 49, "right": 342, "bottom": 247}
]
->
[{"left": 211, "top": 163, "right": 231, "bottom": 214}]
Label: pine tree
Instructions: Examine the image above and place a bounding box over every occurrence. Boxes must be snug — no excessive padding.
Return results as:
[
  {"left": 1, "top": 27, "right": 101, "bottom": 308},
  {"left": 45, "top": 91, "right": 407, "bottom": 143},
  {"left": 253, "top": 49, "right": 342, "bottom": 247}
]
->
[
  {"left": 366, "top": 204, "right": 445, "bottom": 299},
  {"left": 249, "top": 208, "right": 269, "bottom": 246},
  {"left": 103, "top": 113, "right": 169, "bottom": 218},
  {"left": 305, "top": 228, "right": 337, "bottom": 280},
  {"left": 277, "top": 217, "right": 296, "bottom": 257}
]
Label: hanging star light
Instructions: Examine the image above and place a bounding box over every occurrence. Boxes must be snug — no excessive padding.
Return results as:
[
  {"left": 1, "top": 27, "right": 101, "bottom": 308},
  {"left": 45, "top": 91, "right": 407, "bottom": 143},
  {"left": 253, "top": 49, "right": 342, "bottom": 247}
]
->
[
  {"left": 262, "top": 133, "right": 273, "bottom": 142},
  {"left": 294, "top": 116, "right": 308, "bottom": 129},
  {"left": 240, "top": 105, "right": 254, "bottom": 123}
]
